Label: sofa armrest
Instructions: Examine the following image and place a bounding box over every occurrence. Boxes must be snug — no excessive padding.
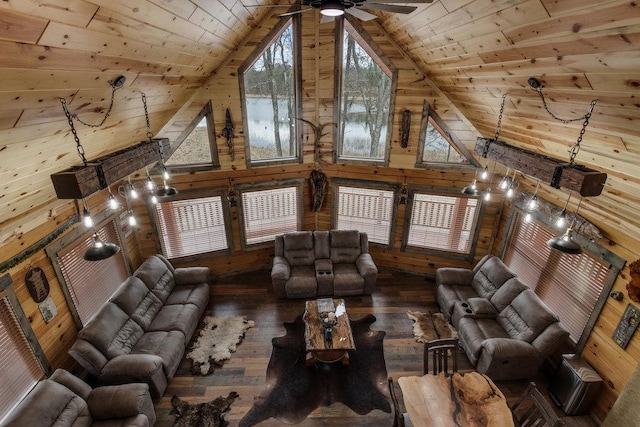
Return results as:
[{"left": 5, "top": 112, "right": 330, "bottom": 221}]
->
[
  {"left": 49, "top": 368, "right": 92, "bottom": 400},
  {"left": 531, "top": 322, "right": 570, "bottom": 357},
  {"left": 272, "top": 256, "right": 291, "bottom": 280},
  {"left": 356, "top": 253, "right": 378, "bottom": 277},
  {"left": 99, "top": 354, "right": 167, "bottom": 398},
  {"left": 88, "top": 383, "right": 156, "bottom": 424},
  {"left": 435, "top": 268, "right": 475, "bottom": 287},
  {"left": 174, "top": 266, "right": 210, "bottom": 285},
  {"left": 482, "top": 337, "right": 539, "bottom": 359},
  {"left": 69, "top": 338, "right": 109, "bottom": 377}
]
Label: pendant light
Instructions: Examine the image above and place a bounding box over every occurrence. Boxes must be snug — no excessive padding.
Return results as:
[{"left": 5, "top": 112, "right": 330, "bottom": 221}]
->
[
  {"left": 462, "top": 169, "right": 481, "bottom": 196},
  {"left": 554, "top": 192, "right": 572, "bottom": 229},
  {"left": 84, "top": 232, "right": 121, "bottom": 261},
  {"left": 548, "top": 196, "right": 583, "bottom": 255}
]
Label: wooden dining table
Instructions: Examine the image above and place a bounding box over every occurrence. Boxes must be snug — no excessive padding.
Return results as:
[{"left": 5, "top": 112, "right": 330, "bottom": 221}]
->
[{"left": 397, "top": 372, "right": 515, "bottom": 427}]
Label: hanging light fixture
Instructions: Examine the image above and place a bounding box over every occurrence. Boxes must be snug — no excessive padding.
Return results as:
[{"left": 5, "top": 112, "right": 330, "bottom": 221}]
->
[
  {"left": 554, "top": 192, "right": 572, "bottom": 229},
  {"left": 548, "top": 197, "right": 583, "bottom": 255},
  {"left": 462, "top": 169, "right": 481, "bottom": 195},
  {"left": 320, "top": 0, "right": 345, "bottom": 16},
  {"left": 527, "top": 181, "right": 540, "bottom": 210},
  {"left": 81, "top": 199, "right": 94, "bottom": 228},
  {"left": 107, "top": 188, "right": 120, "bottom": 211},
  {"left": 84, "top": 231, "right": 120, "bottom": 261},
  {"left": 480, "top": 165, "right": 489, "bottom": 181}
]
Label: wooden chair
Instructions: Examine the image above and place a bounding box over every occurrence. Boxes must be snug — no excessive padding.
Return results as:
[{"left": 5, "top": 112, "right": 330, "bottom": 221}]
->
[
  {"left": 511, "top": 382, "right": 565, "bottom": 427},
  {"left": 388, "top": 376, "right": 413, "bottom": 427},
  {"left": 423, "top": 337, "right": 459, "bottom": 375}
]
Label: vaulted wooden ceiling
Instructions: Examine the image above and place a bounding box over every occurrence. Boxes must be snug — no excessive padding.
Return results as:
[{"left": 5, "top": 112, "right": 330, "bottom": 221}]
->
[{"left": 1, "top": 0, "right": 639, "bottom": 253}]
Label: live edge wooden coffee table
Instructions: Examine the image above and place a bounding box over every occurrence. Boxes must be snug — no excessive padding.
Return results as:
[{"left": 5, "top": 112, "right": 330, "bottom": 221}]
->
[{"left": 303, "top": 298, "right": 355, "bottom": 364}]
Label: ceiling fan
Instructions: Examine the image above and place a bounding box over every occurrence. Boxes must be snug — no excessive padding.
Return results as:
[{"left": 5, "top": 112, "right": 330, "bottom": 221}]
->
[{"left": 262, "top": 0, "right": 434, "bottom": 23}]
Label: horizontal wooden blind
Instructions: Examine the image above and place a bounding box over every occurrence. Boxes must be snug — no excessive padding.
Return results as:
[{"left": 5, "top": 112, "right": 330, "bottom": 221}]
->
[
  {"left": 242, "top": 186, "right": 298, "bottom": 244},
  {"left": 407, "top": 193, "right": 478, "bottom": 254},
  {"left": 504, "top": 215, "right": 611, "bottom": 343},
  {"left": 0, "top": 292, "right": 43, "bottom": 422},
  {"left": 57, "top": 221, "right": 128, "bottom": 325},
  {"left": 155, "top": 196, "right": 228, "bottom": 259},
  {"left": 336, "top": 186, "right": 394, "bottom": 244}
]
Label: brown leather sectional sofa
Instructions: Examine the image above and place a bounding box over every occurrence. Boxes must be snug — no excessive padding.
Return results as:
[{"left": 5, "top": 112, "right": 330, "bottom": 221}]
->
[
  {"left": 436, "top": 255, "right": 570, "bottom": 380},
  {"left": 68, "top": 254, "right": 210, "bottom": 398},
  {"left": 271, "top": 230, "right": 378, "bottom": 298}
]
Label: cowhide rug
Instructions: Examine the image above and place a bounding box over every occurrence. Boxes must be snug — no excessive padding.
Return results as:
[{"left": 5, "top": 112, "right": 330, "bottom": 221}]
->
[
  {"left": 171, "top": 392, "right": 239, "bottom": 427},
  {"left": 407, "top": 310, "right": 457, "bottom": 343},
  {"left": 186, "top": 316, "right": 255, "bottom": 375},
  {"left": 239, "top": 314, "right": 391, "bottom": 427}
]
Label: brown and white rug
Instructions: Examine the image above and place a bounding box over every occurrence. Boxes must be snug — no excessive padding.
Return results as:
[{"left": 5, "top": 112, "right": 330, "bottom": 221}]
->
[
  {"left": 171, "top": 391, "right": 239, "bottom": 427},
  {"left": 186, "top": 316, "right": 255, "bottom": 375},
  {"left": 407, "top": 310, "right": 457, "bottom": 343}
]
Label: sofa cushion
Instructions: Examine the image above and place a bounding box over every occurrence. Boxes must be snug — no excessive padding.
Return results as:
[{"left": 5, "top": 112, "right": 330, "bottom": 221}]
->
[
  {"left": 314, "top": 230, "right": 330, "bottom": 259},
  {"left": 148, "top": 303, "right": 201, "bottom": 339},
  {"left": 134, "top": 256, "right": 176, "bottom": 303},
  {"left": 457, "top": 317, "right": 510, "bottom": 364},
  {"left": 330, "top": 230, "right": 362, "bottom": 264},
  {"left": 470, "top": 257, "right": 516, "bottom": 299},
  {"left": 497, "top": 289, "right": 558, "bottom": 343},
  {"left": 285, "top": 265, "right": 317, "bottom": 298},
  {"left": 110, "top": 277, "right": 163, "bottom": 331},
  {"left": 2, "top": 380, "right": 92, "bottom": 427},
  {"left": 490, "top": 277, "right": 529, "bottom": 312},
  {"left": 78, "top": 303, "right": 145, "bottom": 359},
  {"left": 333, "top": 264, "right": 365, "bottom": 295},
  {"left": 283, "top": 232, "right": 315, "bottom": 267},
  {"left": 131, "top": 331, "right": 185, "bottom": 379},
  {"left": 165, "top": 282, "right": 209, "bottom": 308}
]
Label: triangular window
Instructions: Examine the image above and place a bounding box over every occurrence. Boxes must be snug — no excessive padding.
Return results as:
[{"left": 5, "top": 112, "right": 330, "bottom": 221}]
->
[
  {"left": 416, "top": 101, "right": 471, "bottom": 166},
  {"left": 165, "top": 101, "right": 219, "bottom": 169}
]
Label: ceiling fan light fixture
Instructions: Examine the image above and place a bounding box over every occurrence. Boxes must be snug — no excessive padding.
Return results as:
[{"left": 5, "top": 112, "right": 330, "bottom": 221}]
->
[{"left": 321, "top": 0, "right": 345, "bottom": 16}]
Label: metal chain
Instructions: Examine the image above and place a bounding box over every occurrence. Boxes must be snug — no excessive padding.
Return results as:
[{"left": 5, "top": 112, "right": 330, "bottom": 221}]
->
[
  {"left": 71, "top": 80, "right": 122, "bottom": 127},
  {"left": 494, "top": 94, "right": 507, "bottom": 141},
  {"left": 141, "top": 92, "right": 154, "bottom": 140},
  {"left": 534, "top": 86, "right": 595, "bottom": 124},
  {"left": 569, "top": 99, "right": 598, "bottom": 165},
  {"left": 59, "top": 97, "right": 88, "bottom": 165}
]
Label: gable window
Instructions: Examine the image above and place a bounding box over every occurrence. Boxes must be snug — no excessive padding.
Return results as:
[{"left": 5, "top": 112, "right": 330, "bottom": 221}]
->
[
  {"left": 0, "top": 275, "right": 47, "bottom": 423},
  {"left": 416, "top": 101, "right": 470, "bottom": 166},
  {"left": 240, "top": 19, "right": 301, "bottom": 166},
  {"left": 165, "top": 101, "right": 220, "bottom": 171},
  {"left": 333, "top": 181, "right": 396, "bottom": 245},
  {"left": 502, "top": 211, "right": 623, "bottom": 348},
  {"left": 153, "top": 190, "right": 232, "bottom": 260},
  {"left": 403, "top": 190, "right": 480, "bottom": 256},
  {"left": 238, "top": 180, "right": 303, "bottom": 247},
  {"left": 47, "top": 218, "right": 129, "bottom": 327},
  {"left": 336, "top": 20, "right": 395, "bottom": 163}
]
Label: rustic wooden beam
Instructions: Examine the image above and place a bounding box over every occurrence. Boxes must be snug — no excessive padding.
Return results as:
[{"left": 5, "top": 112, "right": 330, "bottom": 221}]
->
[
  {"left": 475, "top": 138, "right": 607, "bottom": 197},
  {"left": 50, "top": 138, "right": 170, "bottom": 199}
]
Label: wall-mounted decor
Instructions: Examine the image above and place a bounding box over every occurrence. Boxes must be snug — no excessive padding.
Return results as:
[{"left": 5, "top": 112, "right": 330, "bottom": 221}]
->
[
  {"left": 25, "top": 267, "right": 50, "bottom": 303},
  {"left": 627, "top": 259, "right": 640, "bottom": 303},
  {"left": 223, "top": 108, "right": 235, "bottom": 161},
  {"left": 39, "top": 296, "right": 58, "bottom": 324},
  {"left": 613, "top": 303, "right": 640, "bottom": 349},
  {"left": 401, "top": 109, "right": 411, "bottom": 148},
  {"left": 310, "top": 170, "right": 327, "bottom": 212}
]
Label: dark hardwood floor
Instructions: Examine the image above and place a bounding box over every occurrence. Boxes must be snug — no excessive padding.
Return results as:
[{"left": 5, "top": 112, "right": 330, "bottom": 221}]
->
[{"left": 154, "top": 268, "right": 592, "bottom": 427}]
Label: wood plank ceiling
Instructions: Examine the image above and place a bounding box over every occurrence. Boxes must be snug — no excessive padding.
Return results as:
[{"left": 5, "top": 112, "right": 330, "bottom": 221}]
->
[{"left": 1, "top": 0, "right": 639, "bottom": 249}]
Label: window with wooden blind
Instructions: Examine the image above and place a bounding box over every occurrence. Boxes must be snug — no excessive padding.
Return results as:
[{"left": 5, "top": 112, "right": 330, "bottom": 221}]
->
[
  {"left": 240, "top": 185, "right": 300, "bottom": 245},
  {"left": 405, "top": 192, "right": 480, "bottom": 254},
  {"left": 57, "top": 220, "right": 128, "bottom": 326},
  {"left": 503, "top": 213, "right": 611, "bottom": 344},
  {"left": 335, "top": 185, "right": 394, "bottom": 245},
  {"left": 0, "top": 279, "right": 45, "bottom": 423},
  {"left": 155, "top": 195, "right": 229, "bottom": 259}
]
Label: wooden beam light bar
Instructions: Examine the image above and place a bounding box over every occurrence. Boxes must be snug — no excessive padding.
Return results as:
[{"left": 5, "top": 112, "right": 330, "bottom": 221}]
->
[
  {"left": 51, "top": 138, "right": 170, "bottom": 199},
  {"left": 475, "top": 138, "right": 607, "bottom": 197}
]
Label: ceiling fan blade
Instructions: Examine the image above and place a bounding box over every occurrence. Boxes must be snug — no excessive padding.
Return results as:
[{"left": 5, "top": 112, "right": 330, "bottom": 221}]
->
[
  {"left": 369, "top": 0, "right": 432, "bottom": 3},
  {"left": 245, "top": 4, "right": 295, "bottom": 7},
  {"left": 279, "top": 7, "right": 314, "bottom": 16},
  {"left": 364, "top": 3, "right": 417, "bottom": 13},
  {"left": 346, "top": 7, "right": 378, "bottom": 21}
]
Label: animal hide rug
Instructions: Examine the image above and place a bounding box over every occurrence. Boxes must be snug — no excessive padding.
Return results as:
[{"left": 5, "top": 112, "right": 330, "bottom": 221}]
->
[
  {"left": 171, "top": 392, "right": 238, "bottom": 427},
  {"left": 407, "top": 310, "right": 457, "bottom": 343}
]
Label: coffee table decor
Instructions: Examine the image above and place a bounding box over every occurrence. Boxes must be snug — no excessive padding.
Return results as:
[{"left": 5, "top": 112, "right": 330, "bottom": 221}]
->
[
  {"left": 304, "top": 298, "right": 355, "bottom": 363},
  {"left": 407, "top": 310, "right": 457, "bottom": 343},
  {"left": 239, "top": 312, "right": 391, "bottom": 426},
  {"left": 186, "top": 315, "right": 255, "bottom": 375}
]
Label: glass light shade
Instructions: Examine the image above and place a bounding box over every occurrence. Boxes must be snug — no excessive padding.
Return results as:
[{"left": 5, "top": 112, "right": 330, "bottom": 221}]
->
[
  {"left": 84, "top": 234, "right": 120, "bottom": 261},
  {"left": 128, "top": 212, "right": 137, "bottom": 227},
  {"left": 480, "top": 166, "right": 489, "bottom": 181},
  {"left": 506, "top": 187, "right": 515, "bottom": 198},
  {"left": 108, "top": 194, "right": 120, "bottom": 210},
  {"left": 82, "top": 207, "right": 94, "bottom": 228},
  {"left": 145, "top": 176, "right": 156, "bottom": 191},
  {"left": 129, "top": 185, "right": 138, "bottom": 199},
  {"left": 498, "top": 176, "right": 509, "bottom": 190},
  {"left": 150, "top": 195, "right": 158, "bottom": 204},
  {"left": 555, "top": 209, "right": 567, "bottom": 228},
  {"left": 162, "top": 166, "right": 170, "bottom": 181},
  {"left": 484, "top": 189, "right": 491, "bottom": 201},
  {"left": 527, "top": 195, "right": 538, "bottom": 210},
  {"left": 524, "top": 212, "right": 533, "bottom": 223}
]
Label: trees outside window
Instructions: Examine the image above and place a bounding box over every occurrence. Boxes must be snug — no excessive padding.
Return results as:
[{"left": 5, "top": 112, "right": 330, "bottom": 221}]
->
[
  {"left": 337, "top": 21, "right": 394, "bottom": 162},
  {"left": 241, "top": 20, "right": 300, "bottom": 164},
  {"left": 416, "top": 102, "right": 470, "bottom": 166}
]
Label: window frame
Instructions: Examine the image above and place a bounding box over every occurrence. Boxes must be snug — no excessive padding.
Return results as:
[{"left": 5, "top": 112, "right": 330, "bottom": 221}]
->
[
  {"left": 331, "top": 178, "right": 400, "bottom": 249},
  {"left": 163, "top": 101, "right": 220, "bottom": 173},
  {"left": 400, "top": 185, "right": 484, "bottom": 261},
  {"left": 238, "top": 16, "right": 302, "bottom": 168},
  {"left": 499, "top": 200, "right": 625, "bottom": 353},
  {"left": 333, "top": 17, "right": 397, "bottom": 166},
  {"left": 46, "top": 210, "right": 131, "bottom": 329},
  {"left": 415, "top": 100, "right": 476, "bottom": 168},
  {"left": 148, "top": 187, "right": 234, "bottom": 262},
  {"left": 236, "top": 179, "right": 305, "bottom": 251}
]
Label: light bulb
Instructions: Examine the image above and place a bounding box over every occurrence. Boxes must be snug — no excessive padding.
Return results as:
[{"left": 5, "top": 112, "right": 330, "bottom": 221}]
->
[
  {"left": 145, "top": 176, "right": 156, "bottom": 191},
  {"left": 128, "top": 212, "right": 137, "bottom": 227},
  {"left": 506, "top": 187, "right": 514, "bottom": 198},
  {"left": 524, "top": 212, "right": 533, "bottom": 223},
  {"left": 498, "top": 177, "right": 509, "bottom": 190},
  {"left": 151, "top": 195, "right": 158, "bottom": 204},
  {"left": 555, "top": 210, "right": 567, "bottom": 228},
  {"left": 484, "top": 189, "right": 491, "bottom": 202},
  {"left": 480, "top": 166, "right": 489, "bottom": 181},
  {"left": 162, "top": 166, "right": 170, "bottom": 181},
  {"left": 470, "top": 179, "right": 477, "bottom": 190},
  {"left": 129, "top": 185, "right": 138, "bottom": 199},
  {"left": 527, "top": 195, "right": 538, "bottom": 210},
  {"left": 82, "top": 207, "right": 94, "bottom": 228},
  {"left": 108, "top": 194, "right": 120, "bottom": 210}
]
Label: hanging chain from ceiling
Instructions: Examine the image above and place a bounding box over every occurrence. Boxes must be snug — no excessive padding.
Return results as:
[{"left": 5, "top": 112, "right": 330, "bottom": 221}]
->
[
  {"left": 59, "top": 97, "right": 87, "bottom": 165},
  {"left": 568, "top": 99, "right": 597, "bottom": 166},
  {"left": 71, "top": 77, "right": 125, "bottom": 127},
  {"left": 494, "top": 93, "right": 507, "bottom": 141},
  {"left": 141, "top": 92, "right": 154, "bottom": 141}
]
